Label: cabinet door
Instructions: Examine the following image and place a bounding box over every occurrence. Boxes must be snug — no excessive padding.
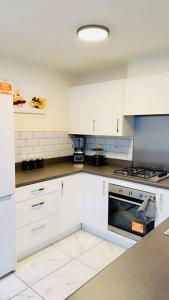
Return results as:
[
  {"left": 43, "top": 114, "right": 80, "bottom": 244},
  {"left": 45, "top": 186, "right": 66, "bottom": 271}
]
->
[
  {"left": 124, "top": 72, "right": 169, "bottom": 115},
  {"left": 155, "top": 189, "right": 169, "bottom": 226},
  {"left": 69, "top": 86, "right": 96, "bottom": 135},
  {"left": 69, "top": 80, "right": 124, "bottom": 136},
  {"left": 94, "top": 80, "right": 124, "bottom": 136},
  {"left": 83, "top": 174, "right": 108, "bottom": 231},
  {"left": 58, "top": 174, "right": 83, "bottom": 233},
  {"left": 0, "top": 94, "right": 15, "bottom": 197}
]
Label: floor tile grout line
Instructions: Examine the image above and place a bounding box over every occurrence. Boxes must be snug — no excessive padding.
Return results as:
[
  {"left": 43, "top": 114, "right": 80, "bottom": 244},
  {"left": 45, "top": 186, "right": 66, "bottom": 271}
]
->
[
  {"left": 75, "top": 257, "right": 99, "bottom": 272},
  {"left": 53, "top": 239, "right": 104, "bottom": 260},
  {"left": 14, "top": 271, "right": 46, "bottom": 299},
  {"left": 8, "top": 286, "right": 28, "bottom": 300},
  {"left": 11, "top": 232, "right": 108, "bottom": 298},
  {"left": 49, "top": 244, "right": 76, "bottom": 260},
  {"left": 22, "top": 258, "right": 98, "bottom": 300},
  {"left": 51, "top": 230, "right": 104, "bottom": 256},
  {"left": 73, "top": 239, "right": 104, "bottom": 259},
  {"left": 9, "top": 285, "right": 44, "bottom": 300},
  {"left": 13, "top": 232, "right": 102, "bottom": 292},
  {"left": 14, "top": 257, "right": 96, "bottom": 300},
  {"left": 15, "top": 256, "right": 75, "bottom": 288},
  {"left": 14, "top": 254, "right": 99, "bottom": 299},
  {"left": 4, "top": 231, "right": 125, "bottom": 300},
  {"left": 24, "top": 285, "right": 46, "bottom": 300}
]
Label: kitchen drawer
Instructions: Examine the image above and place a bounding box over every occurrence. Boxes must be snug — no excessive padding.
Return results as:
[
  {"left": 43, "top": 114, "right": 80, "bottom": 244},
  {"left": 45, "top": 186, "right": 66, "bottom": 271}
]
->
[
  {"left": 16, "top": 191, "right": 59, "bottom": 228},
  {"left": 16, "top": 179, "right": 58, "bottom": 203},
  {"left": 16, "top": 214, "right": 58, "bottom": 259}
]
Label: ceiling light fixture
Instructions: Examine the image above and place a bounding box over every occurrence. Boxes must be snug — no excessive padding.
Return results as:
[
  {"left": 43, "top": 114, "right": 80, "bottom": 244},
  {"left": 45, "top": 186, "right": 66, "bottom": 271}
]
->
[{"left": 77, "top": 25, "right": 109, "bottom": 42}]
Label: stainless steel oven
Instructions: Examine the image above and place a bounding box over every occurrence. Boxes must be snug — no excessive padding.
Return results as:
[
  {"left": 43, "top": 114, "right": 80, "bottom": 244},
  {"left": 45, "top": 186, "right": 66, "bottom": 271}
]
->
[{"left": 108, "top": 184, "right": 156, "bottom": 241}]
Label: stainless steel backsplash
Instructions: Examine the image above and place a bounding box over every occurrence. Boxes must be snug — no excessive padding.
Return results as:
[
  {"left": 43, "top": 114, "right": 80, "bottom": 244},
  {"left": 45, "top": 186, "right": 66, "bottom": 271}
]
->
[{"left": 133, "top": 115, "right": 169, "bottom": 170}]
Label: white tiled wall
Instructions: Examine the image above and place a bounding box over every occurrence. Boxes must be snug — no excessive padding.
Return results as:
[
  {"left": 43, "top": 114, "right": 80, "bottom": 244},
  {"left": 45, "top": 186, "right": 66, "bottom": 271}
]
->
[
  {"left": 85, "top": 136, "right": 133, "bottom": 161},
  {"left": 15, "top": 131, "right": 74, "bottom": 163},
  {"left": 15, "top": 132, "right": 133, "bottom": 163}
]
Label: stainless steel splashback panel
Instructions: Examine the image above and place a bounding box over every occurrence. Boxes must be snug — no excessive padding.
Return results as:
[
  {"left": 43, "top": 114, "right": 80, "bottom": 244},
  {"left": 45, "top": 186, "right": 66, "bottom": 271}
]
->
[{"left": 133, "top": 115, "right": 169, "bottom": 171}]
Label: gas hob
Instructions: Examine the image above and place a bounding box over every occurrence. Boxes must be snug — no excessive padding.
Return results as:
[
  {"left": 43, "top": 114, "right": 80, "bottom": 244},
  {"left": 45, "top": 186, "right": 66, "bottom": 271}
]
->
[{"left": 114, "top": 167, "right": 169, "bottom": 182}]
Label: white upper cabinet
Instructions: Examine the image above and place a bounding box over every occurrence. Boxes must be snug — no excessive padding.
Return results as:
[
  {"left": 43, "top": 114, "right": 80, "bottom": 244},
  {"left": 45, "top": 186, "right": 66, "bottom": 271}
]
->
[
  {"left": 68, "top": 80, "right": 133, "bottom": 136},
  {"left": 124, "top": 72, "right": 169, "bottom": 115}
]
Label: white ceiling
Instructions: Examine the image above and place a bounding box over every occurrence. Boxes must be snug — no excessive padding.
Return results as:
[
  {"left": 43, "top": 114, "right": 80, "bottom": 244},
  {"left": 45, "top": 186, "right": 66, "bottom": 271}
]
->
[{"left": 1, "top": 0, "right": 169, "bottom": 74}]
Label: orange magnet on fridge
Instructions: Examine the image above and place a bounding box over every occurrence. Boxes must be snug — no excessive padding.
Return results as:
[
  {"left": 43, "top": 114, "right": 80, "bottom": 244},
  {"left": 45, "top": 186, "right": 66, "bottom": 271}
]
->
[{"left": 0, "top": 82, "right": 13, "bottom": 95}]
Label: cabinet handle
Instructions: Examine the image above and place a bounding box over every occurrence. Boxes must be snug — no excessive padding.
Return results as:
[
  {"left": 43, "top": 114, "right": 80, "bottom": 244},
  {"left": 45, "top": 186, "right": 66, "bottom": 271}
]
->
[
  {"left": 32, "top": 224, "right": 45, "bottom": 233},
  {"left": 93, "top": 120, "right": 95, "bottom": 132},
  {"left": 32, "top": 201, "right": 45, "bottom": 208},
  {"left": 61, "top": 181, "right": 64, "bottom": 194},
  {"left": 103, "top": 180, "right": 105, "bottom": 195},
  {"left": 31, "top": 188, "right": 44, "bottom": 195},
  {"left": 116, "top": 119, "right": 119, "bottom": 133}
]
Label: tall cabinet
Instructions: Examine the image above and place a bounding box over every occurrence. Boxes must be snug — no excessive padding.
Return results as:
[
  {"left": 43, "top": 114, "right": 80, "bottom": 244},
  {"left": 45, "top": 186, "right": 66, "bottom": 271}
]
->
[{"left": 68, "top": 80, "right": 133, "bottom": 136}]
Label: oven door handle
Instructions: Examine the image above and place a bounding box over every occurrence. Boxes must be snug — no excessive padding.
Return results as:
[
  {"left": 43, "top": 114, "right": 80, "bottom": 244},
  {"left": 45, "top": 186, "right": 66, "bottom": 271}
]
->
[{"left": 109, "top": 195, "right": 142, "bottom": 206}]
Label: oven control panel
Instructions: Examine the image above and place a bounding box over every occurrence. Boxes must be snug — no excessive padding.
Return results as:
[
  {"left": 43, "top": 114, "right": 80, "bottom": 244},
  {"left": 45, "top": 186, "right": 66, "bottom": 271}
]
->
[{"left": 109, "top": 184, "right": 156, "bottom": 201}]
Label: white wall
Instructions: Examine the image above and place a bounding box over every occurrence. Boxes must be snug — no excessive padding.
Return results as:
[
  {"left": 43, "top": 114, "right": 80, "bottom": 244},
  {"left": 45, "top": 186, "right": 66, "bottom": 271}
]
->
[
  {"left": 76, "top": 51, "right": 169, "bottom": 84},
  {"left": 0, "top": 58, "right": 76, "bottom": 131},
  {"left": 77, "top": 65, "right": 128, "bottom": 85},
  {"left": 127, "top": 51, "right": 169, "bottom": 77}
]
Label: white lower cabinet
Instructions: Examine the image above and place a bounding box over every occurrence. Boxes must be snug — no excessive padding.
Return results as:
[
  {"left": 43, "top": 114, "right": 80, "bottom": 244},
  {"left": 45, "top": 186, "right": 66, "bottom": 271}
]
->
[
  {"left": 16, "top": 172, "right": 169, "bottom": 259},
  {"left": 16, "top": 192, "right": 59, "bottom": 228},
  {"left": 155, "top": 189, "right": 169, "bottom": 226},
  {"left": 16, "top": 215, "right": 59, "bottom": 260},
  {"left": 16, "top": 174, "right": 82, "bottom": 260},
  {"left": 58, "top": 174, "right": 83, "bottom": 234},
  {"left": 82, "top": 174, "right": 108, "bottom": 231}
]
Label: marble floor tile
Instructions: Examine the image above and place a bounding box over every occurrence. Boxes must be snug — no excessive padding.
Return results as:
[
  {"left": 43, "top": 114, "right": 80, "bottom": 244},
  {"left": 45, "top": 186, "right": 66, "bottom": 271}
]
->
[
  {"left": 0, "top": 274, "right": 27, "bottom": 300},
  {"left": 53, "top": 230, "right": 103, "bottom": 258},
  {"left": 78, "top": 240, "right": 126, "bottom": 271},
  {"left": 16, "top": 246, "right": 72, "bottom": 285},
  {"left": 11, "top": 288, "right": 43, "bottom": 300},
  {"left": 32, "top": 260, "right": 97, "bottom": 300}
]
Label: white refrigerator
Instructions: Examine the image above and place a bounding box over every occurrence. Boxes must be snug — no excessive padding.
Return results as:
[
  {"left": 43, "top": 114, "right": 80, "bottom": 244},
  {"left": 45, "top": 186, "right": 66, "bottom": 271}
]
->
[{"left": 0, "top": 82, "right": 16, "bottom": 277}]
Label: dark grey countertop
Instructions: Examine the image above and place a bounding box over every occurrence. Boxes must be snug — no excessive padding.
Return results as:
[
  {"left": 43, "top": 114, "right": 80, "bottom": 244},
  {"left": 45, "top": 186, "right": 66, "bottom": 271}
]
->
[
  {"left": 16, "top": 161, "right": 169, "bottom": 190},
  {"left": 68, "top": 217, "right": 169, "bottom": 300}
]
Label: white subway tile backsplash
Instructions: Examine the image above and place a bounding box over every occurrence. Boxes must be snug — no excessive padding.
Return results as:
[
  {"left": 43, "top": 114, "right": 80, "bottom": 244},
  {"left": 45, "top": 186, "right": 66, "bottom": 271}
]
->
[
  {"left": 15, "top": 148, "right": 21, "bottom": 155},
  {"left": 15, "top": 139, "right": 26, "bottom": 147},
  {"left": 20, "top": 131, "right": 33, "bottom": 139},
  {"left": 32, "top": 131, "right": 40, "bottom": 139},
  {"left": 26, "top": 139, "right": 39, "bottom": 147},
  {"left": 85, "top": 135, "right": 133, "bottom": 161},
  {"left": 15, "top": 131, "right": 20, "bottom": 140},
  {"left": 39, "top": 139, "right": 49, "bottom": 145},
  {"left": 15, "top": 132, "right": 133, "bottom": 163},
  {"left": 15, "top": 131, "right": 74, "bottom": 163}
]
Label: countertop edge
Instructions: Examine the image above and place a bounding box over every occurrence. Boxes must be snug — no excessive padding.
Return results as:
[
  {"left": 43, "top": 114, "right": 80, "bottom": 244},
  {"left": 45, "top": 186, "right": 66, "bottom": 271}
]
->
[{"left": 16, "top": 166, "right": 169, "bottom": 190}]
